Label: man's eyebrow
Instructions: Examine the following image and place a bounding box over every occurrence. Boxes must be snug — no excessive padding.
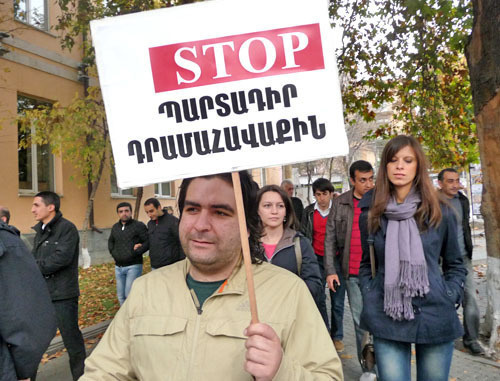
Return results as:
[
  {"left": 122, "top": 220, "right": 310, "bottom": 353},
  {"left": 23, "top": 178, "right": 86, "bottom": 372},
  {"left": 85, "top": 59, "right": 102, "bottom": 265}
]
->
[
  {"left": 183, "top": 200, "right": 234, "bottom": 214},
  {"left": 211, "top": 204, "right": 235, "bottom": 214},
  {"left": 183, "top": 200, "right": 201, "bottom": 208}
]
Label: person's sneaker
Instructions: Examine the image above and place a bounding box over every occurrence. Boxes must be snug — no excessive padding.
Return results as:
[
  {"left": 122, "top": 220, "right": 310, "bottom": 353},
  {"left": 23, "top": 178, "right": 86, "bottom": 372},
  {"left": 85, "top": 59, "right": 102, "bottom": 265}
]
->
[
  {"left": 333, "top": 340, "right": 344, "bottom": 353},
  {"left": 359, "top": 372, "right": 377, "bottom": 381},
  {"left": 464, "top": 341, "right": 485, "bottom": 355}
]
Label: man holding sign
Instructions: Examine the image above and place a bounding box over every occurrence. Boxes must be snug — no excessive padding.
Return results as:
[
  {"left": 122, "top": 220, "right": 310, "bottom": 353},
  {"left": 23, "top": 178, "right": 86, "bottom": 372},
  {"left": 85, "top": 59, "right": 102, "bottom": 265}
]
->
[{"left": 81, "top": 171, "right": 342, "bottom": 380}]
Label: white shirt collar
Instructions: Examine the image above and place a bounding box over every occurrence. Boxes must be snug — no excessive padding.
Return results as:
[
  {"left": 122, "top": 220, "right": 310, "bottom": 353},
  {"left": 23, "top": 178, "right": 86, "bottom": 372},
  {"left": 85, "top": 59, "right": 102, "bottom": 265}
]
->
[{"left": 314, "top": 200, "right": 332, "bottom": 217}]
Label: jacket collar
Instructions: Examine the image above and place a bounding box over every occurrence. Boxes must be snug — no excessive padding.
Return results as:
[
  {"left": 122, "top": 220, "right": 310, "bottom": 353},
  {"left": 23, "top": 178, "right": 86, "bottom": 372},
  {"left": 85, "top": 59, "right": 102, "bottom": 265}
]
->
[
  {"left": 0, "top": 221, "right": 19, "bottom": 257},
  {"left": 0, "top": 221, "right": 20, "bottom": 237},
  {"left": 32, "top": 211, "right": 63, "bottom": 234},
  {"left": 358, "top": 189, "right": 374, "bottom": 210},
  {"left": 182, "top": 256, "right": 251, "bottom": 296},
  {"left": 338, "top": 189, "right": 355, "bottom": 205},
  {"left": 117, "top": 218, "right": 135, "bottom": 227},
  {"left": 273, "top": 227, "right": 296, "bottom": 254}
]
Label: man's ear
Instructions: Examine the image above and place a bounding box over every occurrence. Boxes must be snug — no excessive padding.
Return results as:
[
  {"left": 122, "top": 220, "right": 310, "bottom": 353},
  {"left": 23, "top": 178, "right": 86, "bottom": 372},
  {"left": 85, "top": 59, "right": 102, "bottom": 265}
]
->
[
  {"left": 48, "top": 204, "right": 56, "bottom": 213},
  {"left": 349, "top": 177, "right": 355, "bottom": 187}
]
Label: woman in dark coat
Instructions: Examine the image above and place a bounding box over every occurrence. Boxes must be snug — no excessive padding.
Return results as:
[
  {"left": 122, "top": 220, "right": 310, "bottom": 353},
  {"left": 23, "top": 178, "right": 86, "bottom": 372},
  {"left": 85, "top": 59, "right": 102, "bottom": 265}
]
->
[
  {"left": 358, "top": 135, "right": 466, "bottom": 381},
  {"left": 256, "top": 185, "right": 326, "bottom": 325}
]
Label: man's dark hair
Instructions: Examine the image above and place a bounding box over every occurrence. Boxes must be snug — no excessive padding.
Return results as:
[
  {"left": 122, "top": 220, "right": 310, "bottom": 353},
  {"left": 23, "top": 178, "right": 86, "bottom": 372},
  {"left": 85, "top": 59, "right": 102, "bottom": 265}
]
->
[
  {"left": 35, "top": 191, "right": 60, "bottom": 213},
  {"left": 438, "top": 168, "right": 458, "bottom": 181},
  {"left": 116, "top": 202, "right": 132, "bottom": 212},
  {"left": 349, "top": 160, "right": 374, "bottom": 180},
  {"left": 144, "top": 198, "right": 161, "bottom": 209},
  {"left": 0, "top": 206, "right": 10, "bottom": 224},
  {"left": 178, "top": 171, "right": 265, "bottom": 263},
  {"left": 312, "top": 178, "right": 334, "bottom": 194}
]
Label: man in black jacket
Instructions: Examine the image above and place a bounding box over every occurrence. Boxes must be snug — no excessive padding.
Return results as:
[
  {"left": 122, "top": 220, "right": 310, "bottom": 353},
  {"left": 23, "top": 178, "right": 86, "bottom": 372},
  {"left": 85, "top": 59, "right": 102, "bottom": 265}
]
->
[
  {"left": 0, "top": 220, "right": 57, "bottom": 381},
  {"left": 108, "top": 202, "right": 149, "bottom": 305},
  {"left": 144, "top": 198, "right": 185, "bottom": 270},
  {"left": 438, "top": 168, "right": 484, "bottom": 355},
  {"left": 31, "top": 191, "right": 86, "bottom": 380}
]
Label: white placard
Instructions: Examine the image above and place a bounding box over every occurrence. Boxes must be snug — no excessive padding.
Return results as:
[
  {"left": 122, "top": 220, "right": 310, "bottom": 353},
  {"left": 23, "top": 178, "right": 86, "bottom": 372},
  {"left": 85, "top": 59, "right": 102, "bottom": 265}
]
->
[{"left": 91, "top": 0, "right": 348, "bottom": 188}]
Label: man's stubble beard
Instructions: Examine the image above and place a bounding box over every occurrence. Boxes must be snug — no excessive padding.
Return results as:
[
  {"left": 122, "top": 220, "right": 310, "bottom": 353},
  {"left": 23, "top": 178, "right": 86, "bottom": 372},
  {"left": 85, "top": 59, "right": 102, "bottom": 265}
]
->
[{"left": 181, "top": 238, "right": 242, "bottom": 278}]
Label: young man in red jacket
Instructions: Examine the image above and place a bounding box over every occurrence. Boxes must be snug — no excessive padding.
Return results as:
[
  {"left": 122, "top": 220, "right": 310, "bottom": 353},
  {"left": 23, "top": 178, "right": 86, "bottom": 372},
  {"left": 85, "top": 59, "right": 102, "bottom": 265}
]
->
[{"left": 301, "top": 178, "right": 335, "bottom": 329}]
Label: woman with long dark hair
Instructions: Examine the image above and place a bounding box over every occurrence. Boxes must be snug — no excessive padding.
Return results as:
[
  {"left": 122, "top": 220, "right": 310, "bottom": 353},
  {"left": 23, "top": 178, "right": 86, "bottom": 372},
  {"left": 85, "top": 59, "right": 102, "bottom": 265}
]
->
[
  {"left": 358, "top": 135, "right": 466, "bottom": 380},
  {"left": 256, "top": 185, "right": 326, "bottom": 325}
]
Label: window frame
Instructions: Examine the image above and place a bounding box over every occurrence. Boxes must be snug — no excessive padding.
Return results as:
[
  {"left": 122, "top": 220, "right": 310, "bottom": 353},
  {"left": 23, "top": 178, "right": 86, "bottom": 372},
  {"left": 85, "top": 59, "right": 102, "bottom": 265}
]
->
[
  {"left": 110, "top": 167, "right": 134, "bottom": 198},
  {"left": 155, "top": 181, "right": 174, "bottom": 199},
  {"left": 14, "top": 0, "right": 49, "bottom": 30},
  {"left": 18, "top": 95, "right": 55, "bottom": 195},
  {"left": 260, "top": 168, "right": 267, "bottom": 186}
]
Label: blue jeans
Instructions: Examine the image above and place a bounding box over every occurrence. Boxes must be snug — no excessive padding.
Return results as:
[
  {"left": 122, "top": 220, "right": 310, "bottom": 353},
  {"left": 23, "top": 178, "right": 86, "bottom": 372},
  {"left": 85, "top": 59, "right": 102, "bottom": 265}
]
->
[
  {"left": 330, "top": 259, "right": 346, "bottom": 340},
  {"left": 115, "top": 264, "right": 142, "bottom": 305},
  {"left": 345, "top": 276, "right": 373, "bottom": 373},
  {"left": 463, "top": 256, "right": 480, "bottom": 345},
  {"left": 315, "top": 254, "right": 331, "bottom": 330},
  {"left": 374, "top": 337, "right": 454, "bottom": 381}
]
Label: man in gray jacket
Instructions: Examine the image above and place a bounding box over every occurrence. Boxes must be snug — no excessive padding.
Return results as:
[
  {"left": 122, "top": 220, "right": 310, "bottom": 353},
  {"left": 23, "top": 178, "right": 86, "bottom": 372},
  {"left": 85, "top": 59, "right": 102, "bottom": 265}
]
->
[{"left": 0, "top": 219, "right": 57, "bottom": 381}]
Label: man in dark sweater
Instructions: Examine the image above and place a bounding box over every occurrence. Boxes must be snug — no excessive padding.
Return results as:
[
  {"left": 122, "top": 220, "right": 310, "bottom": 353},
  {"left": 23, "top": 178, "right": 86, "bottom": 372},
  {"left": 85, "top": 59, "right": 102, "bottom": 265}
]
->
[
  {"left": 108, "top": 202, "right": 149, "bottom": 305},
  {"left": 144, "top": 198, "right": 185, "bottom": 270},
  {"left": 438, "top": 168, "right": 484, "bottom": 355}
]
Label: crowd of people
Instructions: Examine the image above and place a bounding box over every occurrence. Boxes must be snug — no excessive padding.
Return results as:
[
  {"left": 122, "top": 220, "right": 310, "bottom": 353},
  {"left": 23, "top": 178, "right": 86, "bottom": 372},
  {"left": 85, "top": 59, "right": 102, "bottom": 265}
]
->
[{"left": 0, "top": 135, "right": 484, "bottom": 380}]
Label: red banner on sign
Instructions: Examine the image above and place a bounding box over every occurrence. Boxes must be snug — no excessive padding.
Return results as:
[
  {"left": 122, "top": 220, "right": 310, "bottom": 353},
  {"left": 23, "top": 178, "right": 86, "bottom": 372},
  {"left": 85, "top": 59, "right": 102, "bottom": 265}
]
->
[{"left": 149, "top": 23, "right": 325, "bottom": 93}]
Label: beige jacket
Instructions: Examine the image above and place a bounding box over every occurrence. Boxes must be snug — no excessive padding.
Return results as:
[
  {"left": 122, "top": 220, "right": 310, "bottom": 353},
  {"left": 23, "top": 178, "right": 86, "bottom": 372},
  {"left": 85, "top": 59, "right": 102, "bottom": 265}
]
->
[{"left": 81, "top": 259, "right": 343, "bottom": 380}]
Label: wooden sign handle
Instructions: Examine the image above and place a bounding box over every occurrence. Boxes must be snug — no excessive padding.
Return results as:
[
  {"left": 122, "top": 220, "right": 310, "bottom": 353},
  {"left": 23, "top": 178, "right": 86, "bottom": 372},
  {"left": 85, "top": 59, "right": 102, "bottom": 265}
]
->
[{"left": 231, "top": 171, "right": 259, "bottom": 324}]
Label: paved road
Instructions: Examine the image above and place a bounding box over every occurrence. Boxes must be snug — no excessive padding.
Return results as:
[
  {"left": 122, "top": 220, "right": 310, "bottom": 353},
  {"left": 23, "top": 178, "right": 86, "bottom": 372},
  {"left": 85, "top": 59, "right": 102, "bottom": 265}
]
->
[{"left": 36, "top": 236, "right": 499, "bottom": 380}]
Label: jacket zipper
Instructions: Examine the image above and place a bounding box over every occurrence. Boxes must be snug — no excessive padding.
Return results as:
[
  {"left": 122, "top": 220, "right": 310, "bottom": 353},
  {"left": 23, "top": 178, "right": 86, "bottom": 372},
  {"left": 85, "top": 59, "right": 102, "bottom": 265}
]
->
[{"left": 187, "top": 289, "right": 202, "bottom": 380}]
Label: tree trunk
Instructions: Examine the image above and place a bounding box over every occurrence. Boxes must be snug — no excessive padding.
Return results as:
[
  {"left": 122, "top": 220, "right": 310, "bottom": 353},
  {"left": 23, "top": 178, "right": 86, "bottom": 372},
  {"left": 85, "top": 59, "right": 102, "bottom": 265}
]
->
[
  {"left": 465, "top": 0, "right": 500, "bottom": 358},
  {"left": 306, "top": 162, "right": 313, "bottom": 204},
  {"left": 87, "top": 179, "right": 96, "bottom": 228},
  {"left": 134, "top": 187, "right": 144, "bottom": 220}
]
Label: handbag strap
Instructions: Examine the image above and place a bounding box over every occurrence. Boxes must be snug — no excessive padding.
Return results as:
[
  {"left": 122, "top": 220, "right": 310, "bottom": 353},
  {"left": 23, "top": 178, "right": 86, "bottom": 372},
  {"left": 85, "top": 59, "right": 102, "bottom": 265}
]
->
[
  {"left": 368, "top": 235, "right": 376, "bottom": 278},
  {"left": 294, "top": 236, "right": 302, "bottom": 276}
]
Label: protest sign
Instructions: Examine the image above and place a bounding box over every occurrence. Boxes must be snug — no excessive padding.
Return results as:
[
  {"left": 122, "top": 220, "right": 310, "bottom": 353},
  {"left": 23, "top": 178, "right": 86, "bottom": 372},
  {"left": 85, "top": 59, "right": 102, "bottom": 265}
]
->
[{"left": 91, "top": 0, "right": 348, "bottom": 189}]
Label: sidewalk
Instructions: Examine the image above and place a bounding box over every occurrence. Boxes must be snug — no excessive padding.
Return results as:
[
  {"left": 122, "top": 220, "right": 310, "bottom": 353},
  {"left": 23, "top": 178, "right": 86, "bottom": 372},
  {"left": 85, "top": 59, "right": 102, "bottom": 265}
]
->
[{"left": 36, "top": 236, "right": 500, "bottom": 380}]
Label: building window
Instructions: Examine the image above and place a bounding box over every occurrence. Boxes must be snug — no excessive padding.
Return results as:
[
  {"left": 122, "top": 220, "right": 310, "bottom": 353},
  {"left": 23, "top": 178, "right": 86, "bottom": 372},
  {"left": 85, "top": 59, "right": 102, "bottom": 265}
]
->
[
  {"left": 18, "top": 95, "right": 54, "bottom": 194},
  {"left": 155, "top": 182, "right": 173, "bottom": 197},
  {"left": 260, "top": 168, "right": 267, "bottom": 186},
  {"left": 14, "top": 0, "right": 48, "bottom": 30},
  {"left": 110, "top": 168, "right": 133, "bottom": 197}
]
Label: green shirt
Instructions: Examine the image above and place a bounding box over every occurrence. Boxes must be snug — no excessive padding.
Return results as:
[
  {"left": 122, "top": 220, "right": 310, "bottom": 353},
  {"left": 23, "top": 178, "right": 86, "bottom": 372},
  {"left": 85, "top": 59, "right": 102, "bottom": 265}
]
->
[{"left": 186, "top": 273, "right": 225, "bottom": 309}]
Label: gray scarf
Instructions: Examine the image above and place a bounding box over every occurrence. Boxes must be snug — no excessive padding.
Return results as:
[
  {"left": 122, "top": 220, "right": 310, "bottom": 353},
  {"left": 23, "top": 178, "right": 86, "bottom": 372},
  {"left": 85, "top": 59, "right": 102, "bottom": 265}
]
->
[{"left": 384, "top": 189, "right": 429, "bottom": 321}]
